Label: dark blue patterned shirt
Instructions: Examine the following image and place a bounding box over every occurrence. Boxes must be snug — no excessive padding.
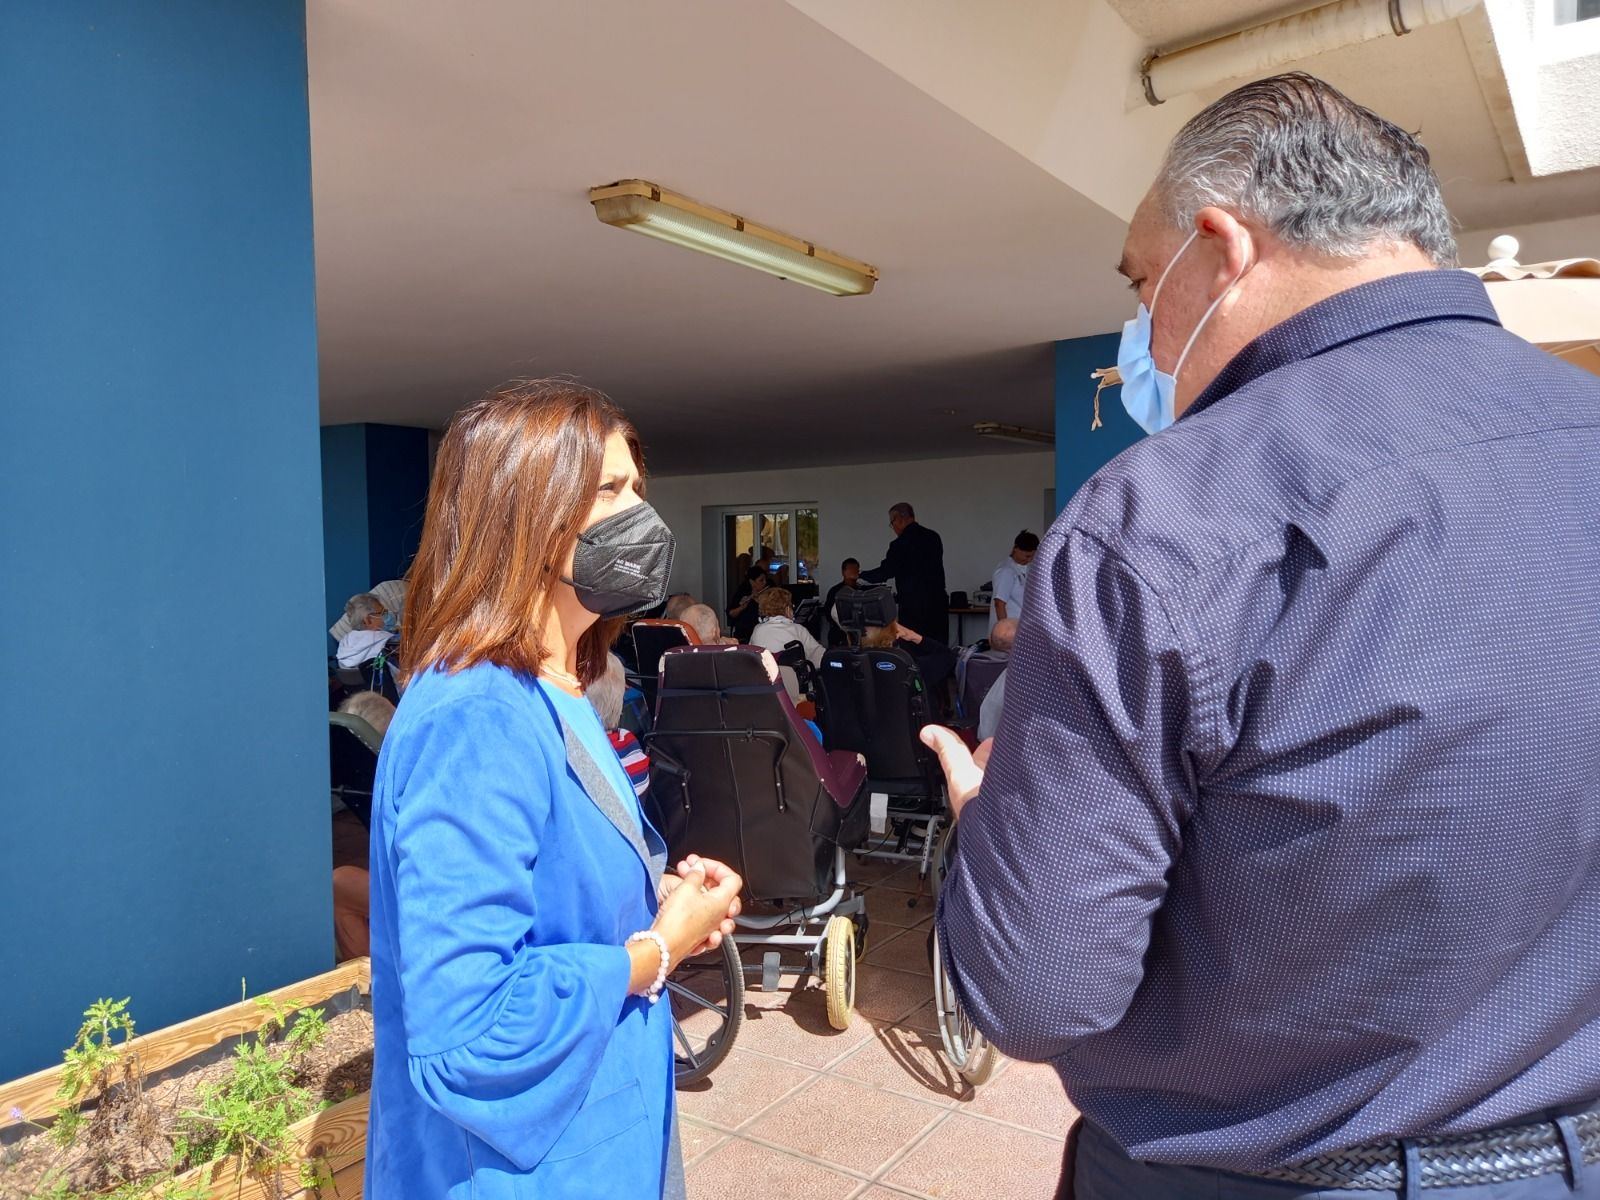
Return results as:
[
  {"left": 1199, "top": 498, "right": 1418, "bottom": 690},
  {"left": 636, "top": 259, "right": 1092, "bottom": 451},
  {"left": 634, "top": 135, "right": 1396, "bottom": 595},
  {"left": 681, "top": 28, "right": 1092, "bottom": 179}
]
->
[{"left": 938, "top": 269, "right": 1600, "bottom": 1171}]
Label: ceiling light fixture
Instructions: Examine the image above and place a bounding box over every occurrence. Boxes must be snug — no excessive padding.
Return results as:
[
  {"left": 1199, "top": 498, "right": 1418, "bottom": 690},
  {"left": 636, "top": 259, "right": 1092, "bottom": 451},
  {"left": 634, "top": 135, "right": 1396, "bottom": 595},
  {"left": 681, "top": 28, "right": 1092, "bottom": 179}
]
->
[
  {"left": 973, "top": 421, "right": 1054, "bottom": 447},
  {"left": 589, "top": 179, "right": 879, "bottom": 297}
]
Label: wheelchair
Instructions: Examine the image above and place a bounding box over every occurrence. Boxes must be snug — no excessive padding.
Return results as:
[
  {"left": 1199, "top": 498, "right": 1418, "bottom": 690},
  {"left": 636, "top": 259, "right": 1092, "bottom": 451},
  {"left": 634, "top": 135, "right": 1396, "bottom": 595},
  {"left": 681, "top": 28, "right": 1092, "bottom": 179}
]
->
[
  {"left": 928, "top": 826, "right": 998, "bottom": 1086},
  {"left": 814, "top": 645, "right": 999, "bottom": 1086},
  {"left": 645, "top": 645, "right": 871, "bottom": 1086},
  {"left": 629, "top": 618, "right": 699, "bottom": 713},
  {"left": 813, "top": 646, "right": 947, "bottom": 892}
]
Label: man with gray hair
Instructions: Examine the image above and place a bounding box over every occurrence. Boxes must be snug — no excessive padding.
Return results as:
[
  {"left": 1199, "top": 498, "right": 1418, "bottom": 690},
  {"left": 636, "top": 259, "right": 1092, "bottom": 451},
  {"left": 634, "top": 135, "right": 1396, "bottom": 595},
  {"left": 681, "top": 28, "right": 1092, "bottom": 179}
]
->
[
  {"left": 925, "top": 74, "right": 1600, "bottom": 1198},
  {"left": 336, "top": 591, "right": 396, "bottom": 668}
]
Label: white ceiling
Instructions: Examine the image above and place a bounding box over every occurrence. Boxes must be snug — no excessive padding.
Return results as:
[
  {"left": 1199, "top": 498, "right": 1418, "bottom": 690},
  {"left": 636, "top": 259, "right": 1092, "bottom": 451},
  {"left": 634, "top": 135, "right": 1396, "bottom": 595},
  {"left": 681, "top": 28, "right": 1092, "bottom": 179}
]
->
[
  {"left": 308, "top": 0, "right": 1600, "bottom": 476},
  {"left": 307, "top": 0, "right": 1131, "bottom": 475},
  {"left": 1106, "top": 0, "right": 1600, "bottom": 231}
]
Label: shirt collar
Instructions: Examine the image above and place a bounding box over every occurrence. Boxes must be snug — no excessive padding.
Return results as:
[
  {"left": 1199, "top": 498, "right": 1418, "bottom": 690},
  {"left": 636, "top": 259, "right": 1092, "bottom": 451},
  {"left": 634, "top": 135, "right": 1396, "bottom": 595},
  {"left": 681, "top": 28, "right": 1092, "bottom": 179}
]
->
[{"left": 1183, "top": 269, "right": 1501, "bottom": 422}]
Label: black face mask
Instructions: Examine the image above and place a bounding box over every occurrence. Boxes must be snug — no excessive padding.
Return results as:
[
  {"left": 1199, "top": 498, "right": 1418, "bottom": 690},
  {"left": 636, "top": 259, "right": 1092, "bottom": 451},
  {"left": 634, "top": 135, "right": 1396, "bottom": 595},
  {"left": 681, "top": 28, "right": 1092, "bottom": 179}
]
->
[{"left": 564, "top": 503, "right": 677, "bottom": 619}]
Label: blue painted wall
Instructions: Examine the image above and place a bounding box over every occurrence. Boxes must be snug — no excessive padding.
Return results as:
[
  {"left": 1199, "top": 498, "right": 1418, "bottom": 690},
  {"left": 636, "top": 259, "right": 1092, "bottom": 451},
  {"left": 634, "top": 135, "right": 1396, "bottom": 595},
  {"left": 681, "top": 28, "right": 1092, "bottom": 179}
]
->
[
  {"left": 319, "top": 424, "right": 431, "bottom": 633},
  {"left": 362, "top": 424, "right": 431, "bottom": 588},
  {"left": 1054, "top": 333, "right": 1143, "bottom": 514},
  {"left": 321, "top": 425, "right": 371, "bottom": 631},
  {"left": 0, "top": 1, "right": 327, "bottom": 1078}
]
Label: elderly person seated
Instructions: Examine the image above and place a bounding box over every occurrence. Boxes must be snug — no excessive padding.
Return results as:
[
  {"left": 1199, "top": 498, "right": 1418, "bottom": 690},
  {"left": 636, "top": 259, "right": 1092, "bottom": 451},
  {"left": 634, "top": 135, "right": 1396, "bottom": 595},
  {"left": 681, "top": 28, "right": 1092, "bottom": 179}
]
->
[
  {"left": 662, "top": 592, "right": 697, "bottom": 622},
  {"left": 682, "top": 602, "right": 735, "bottom": 647},
  {"left": 977, "top": 617, "right": 1018, "bottom": 743},
  {"left": 588, "top": 652, "right": 651, "bottom": 800},
  {"left": 862, "top": 617, "right": 957, "bottom": 699},
  {"left": 331, "top": 690, "right": 395, "bottom": 961},
  {"left": 336, "top": 591, "right": 397, "bottom": 667},
  {"left": 749, "top": 587, "right": 825, "bottom": 706}
]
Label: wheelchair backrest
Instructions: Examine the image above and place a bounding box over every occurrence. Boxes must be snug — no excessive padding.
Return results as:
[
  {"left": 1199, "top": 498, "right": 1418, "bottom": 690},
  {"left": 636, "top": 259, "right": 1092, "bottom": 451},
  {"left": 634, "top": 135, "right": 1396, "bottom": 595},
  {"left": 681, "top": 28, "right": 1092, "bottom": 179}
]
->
[
  {"left": 816, "top": 647, "right": 937, "bottom": 790},
  {"left": 648, "top": 645, "right": 863, "bottom": 902},
  {"left": 630, "top": 620, "right": 698, "bottom": 680},
  {"left": 958, "top": 649, "right": 1010, "bottom": 719},
  {"left": 329, "top": 713, "right": 383, "bottom": 828}
]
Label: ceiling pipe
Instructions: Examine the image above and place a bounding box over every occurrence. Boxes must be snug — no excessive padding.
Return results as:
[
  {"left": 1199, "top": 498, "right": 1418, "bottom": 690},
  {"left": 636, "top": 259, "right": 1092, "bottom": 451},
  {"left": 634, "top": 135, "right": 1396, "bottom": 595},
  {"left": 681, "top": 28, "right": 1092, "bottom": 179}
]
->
[{"left": 1140, "top": 0, "right": 1483, "bottom": 105}]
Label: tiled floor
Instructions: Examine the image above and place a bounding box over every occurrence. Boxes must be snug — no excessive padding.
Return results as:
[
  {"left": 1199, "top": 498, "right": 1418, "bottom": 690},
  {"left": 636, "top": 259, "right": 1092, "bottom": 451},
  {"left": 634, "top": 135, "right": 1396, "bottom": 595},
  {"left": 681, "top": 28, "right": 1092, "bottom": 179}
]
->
[{"left": 679, "top": 856, "right": 1077, "bottom": 1199}]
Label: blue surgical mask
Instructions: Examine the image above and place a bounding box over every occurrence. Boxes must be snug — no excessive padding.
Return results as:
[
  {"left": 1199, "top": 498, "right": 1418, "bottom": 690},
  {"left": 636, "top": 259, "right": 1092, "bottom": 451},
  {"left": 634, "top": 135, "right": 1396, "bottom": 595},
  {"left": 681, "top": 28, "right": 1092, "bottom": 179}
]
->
[
  {"left": 381, "top": 610, "right": 399, "bottom": 634},
  {"left": 1115, "top": 230, "right": 1242, "bottom": 435}
]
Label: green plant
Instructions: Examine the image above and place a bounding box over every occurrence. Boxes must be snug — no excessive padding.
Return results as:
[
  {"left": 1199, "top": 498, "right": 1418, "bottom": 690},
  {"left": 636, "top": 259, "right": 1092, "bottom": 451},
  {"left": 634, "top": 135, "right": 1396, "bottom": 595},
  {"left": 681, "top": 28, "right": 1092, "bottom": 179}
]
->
[
  {"left": 170, "top": 998, "right": 330, "bottom": 1185},
  {"left": 57, "top": 998, "right": 135, "bottom": 1102}
]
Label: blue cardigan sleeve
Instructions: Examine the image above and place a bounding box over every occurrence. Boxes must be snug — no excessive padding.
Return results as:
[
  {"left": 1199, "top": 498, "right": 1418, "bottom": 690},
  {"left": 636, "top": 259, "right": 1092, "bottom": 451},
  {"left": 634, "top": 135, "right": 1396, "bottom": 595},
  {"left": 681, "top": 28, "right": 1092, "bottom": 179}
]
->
[{"left": 387, "top": 694, "right": 633, "bottom": 1169}]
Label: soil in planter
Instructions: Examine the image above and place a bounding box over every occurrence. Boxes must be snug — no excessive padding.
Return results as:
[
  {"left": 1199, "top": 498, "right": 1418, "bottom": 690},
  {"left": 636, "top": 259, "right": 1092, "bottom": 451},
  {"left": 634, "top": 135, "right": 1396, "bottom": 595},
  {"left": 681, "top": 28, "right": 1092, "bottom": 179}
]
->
[{"left": 0, "top": 1007, "right": 373, "bottom": 1200}]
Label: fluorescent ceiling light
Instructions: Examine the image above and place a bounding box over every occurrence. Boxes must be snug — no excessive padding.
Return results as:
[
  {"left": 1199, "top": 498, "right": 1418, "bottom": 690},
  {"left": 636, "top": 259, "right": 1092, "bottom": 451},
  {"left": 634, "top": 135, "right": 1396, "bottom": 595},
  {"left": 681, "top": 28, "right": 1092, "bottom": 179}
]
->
[
  {"left": 973, "top": 421, "right": 1054, "bottom": 447},
  {"left": 589, "top": 180, "right": 879, "bottom": 297}
]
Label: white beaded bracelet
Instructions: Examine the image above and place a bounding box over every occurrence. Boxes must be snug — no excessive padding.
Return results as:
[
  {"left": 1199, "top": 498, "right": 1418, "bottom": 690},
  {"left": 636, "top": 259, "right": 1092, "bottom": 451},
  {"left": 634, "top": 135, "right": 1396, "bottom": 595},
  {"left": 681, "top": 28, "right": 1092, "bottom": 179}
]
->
[{"left": 627, "top": 930, "right": 670, "bottom": 1004}]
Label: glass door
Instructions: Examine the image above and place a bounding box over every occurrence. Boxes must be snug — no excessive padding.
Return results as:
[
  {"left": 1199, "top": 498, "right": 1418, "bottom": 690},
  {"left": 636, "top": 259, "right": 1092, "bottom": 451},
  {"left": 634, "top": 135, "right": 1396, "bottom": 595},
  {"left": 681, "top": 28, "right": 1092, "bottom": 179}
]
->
[{"left": 718, "top": 504, "right": 820, "bottom": 610}]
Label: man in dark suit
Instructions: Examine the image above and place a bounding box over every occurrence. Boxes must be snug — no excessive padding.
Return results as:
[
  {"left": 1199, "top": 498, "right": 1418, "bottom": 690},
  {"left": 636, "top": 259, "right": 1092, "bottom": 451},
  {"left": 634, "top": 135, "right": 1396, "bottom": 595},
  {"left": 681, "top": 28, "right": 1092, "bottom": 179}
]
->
[{"left": 860, "top": 502, "right": 947, "bottom": 640}]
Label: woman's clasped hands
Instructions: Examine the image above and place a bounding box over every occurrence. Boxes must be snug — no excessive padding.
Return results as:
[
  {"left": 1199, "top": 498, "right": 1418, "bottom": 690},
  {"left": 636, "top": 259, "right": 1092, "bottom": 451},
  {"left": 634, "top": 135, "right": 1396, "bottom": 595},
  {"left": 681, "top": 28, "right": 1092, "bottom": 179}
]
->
[{"left": 654, "top": 853, "right": 743, "bottom": 963}]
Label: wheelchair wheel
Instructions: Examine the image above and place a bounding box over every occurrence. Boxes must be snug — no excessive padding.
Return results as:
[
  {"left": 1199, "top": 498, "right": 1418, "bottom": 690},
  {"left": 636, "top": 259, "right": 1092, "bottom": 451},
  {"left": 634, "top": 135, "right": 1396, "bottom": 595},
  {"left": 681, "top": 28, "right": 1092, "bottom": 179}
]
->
[
  {"left": 669, "top": 937, "right": 743, "bottom": 1087},
  {"left": 823, "top": 915, "right": 857, "bottom": 1031},
  {"left": 931, "top": 925, "right": 997, "bottom": 1086}
]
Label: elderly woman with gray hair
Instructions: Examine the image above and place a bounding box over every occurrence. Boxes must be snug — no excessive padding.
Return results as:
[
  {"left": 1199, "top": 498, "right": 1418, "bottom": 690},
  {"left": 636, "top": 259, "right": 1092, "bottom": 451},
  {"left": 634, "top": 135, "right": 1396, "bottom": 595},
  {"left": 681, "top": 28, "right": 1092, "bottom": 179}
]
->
[{"left": 336, "top": 591, "right": 397, "bottom": 667}]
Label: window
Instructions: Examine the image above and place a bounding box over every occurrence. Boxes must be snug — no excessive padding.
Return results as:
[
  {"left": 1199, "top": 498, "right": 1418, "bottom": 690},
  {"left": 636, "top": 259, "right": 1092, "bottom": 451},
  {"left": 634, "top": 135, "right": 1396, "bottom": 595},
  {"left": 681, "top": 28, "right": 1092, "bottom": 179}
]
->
[
  {"left": 1555, "top": 0, "right": 1600, "bottom": 22},
  {"left": 717, "top": 504, "right": 821, "bottom": 607}
]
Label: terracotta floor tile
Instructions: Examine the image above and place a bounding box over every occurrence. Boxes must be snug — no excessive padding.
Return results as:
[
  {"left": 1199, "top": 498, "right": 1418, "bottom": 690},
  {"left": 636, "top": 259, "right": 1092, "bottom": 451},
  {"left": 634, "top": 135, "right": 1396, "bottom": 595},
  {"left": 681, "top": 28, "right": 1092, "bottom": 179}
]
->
[
  {"left": 881, "top": 1113, "right": 1064, "bottom": 1199},
  {"left": 686, "top": 1137, "right": 861, "bottom": 1200},
  {"left": 830, "top": 1024, "right": 974, "bottom": 1105},
  {"left": 874, "top": 863, "right": 935, "bottom": 896},
  {"left": 896, "top": 1001, "right": 943, "bottom": 1035},
  {"left": 862, "top": 926, "right": 934, "bottom": 976},
  {"left": 960, "top": 1060, "right": 1078, "bottom": 1135},
  {"left": 734, "top": 985, "right": 877, "bottom": 1068},
  {"left": 861, "top": 883, "right": 934, "bottom": 931},
  {"left": 744, "top": 1073, "right": 948, "bottom": 1177},
  {"left": 854, "top": 964, "right": 935, "bottom": 1024},
  {"left": 846, "top": 854, "right": 913, "bottom": 886},
  {"left": 679, "top": 1118, "right": 728, "bottom": 1166},
  {"left": 676, "top": 1049, "right": 818, "bottom": 1131}
]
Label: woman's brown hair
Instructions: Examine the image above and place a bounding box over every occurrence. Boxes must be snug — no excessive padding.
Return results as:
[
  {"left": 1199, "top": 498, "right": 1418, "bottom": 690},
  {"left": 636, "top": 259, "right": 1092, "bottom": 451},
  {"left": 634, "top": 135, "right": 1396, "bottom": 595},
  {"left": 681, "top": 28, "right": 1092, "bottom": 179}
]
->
[{"left": 402, "top": 379, "right": 644, "bottom": 687}]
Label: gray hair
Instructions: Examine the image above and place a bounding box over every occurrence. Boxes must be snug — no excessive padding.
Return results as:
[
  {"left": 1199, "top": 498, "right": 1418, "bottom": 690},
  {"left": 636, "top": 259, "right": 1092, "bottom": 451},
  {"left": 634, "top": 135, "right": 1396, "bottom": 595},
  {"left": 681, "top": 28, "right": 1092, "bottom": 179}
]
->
[
  {"left": 344, "top": 592, "right": 384, "bottom": 626},
  {"left": 1152, "top": 73, "right": 1456, "bottom": 267},
  {"left": 681, "top": 603, "right": 723, "bottom": 645},
  {"left": 338, "top": 690, "right": 396, "bottom": 737},
  {"left": 587, "top": 652, "right": 628, "bottom": 730},
  {"left": 889, "top": 502, "right": 915, "bottom": 522}
]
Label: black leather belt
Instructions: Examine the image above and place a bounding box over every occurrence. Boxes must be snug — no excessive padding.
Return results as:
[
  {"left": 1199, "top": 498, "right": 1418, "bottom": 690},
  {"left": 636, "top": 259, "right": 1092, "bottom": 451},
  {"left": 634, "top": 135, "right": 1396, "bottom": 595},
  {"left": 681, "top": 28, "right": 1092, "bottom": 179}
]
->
[{"left": 1257, "top": 1106, "right": 1599, "bottom": 1190}]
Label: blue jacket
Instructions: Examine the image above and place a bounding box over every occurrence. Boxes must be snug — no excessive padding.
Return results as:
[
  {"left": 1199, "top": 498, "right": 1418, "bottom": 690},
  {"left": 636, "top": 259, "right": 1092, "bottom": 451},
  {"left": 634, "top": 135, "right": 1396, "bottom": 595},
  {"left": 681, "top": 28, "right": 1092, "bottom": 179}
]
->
[{"left": 365, "top": 663, "right": 679, "bottom": 1198}]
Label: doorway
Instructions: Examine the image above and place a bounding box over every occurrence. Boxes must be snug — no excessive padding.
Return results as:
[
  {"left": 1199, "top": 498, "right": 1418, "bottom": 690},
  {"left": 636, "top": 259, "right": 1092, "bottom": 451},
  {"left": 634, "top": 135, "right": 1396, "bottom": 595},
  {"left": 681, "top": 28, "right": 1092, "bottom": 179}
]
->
[{"left": 716, "top": 504, "right": 820, "bottom": 609}]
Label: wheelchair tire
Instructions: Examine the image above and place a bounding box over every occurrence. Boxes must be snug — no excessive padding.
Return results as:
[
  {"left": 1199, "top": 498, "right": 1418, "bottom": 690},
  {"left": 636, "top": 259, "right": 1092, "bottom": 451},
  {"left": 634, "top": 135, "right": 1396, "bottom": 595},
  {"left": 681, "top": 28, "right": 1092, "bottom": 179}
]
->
[
  {"left": 931, "top": 924, "right": 997, "bottom": 1086},
  {"left": 824, "top": 915, "right": 857, "bottom": 1031},
  {"left": 669, "top": 937, "right": 743, "bottom": 1087}
]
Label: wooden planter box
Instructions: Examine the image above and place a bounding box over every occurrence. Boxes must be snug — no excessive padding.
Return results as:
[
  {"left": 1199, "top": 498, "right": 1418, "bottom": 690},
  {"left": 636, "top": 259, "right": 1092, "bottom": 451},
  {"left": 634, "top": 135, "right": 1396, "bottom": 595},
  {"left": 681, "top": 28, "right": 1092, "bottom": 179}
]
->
[{"left": 0, "top": 958, "right": 372, "bottom": 1200}]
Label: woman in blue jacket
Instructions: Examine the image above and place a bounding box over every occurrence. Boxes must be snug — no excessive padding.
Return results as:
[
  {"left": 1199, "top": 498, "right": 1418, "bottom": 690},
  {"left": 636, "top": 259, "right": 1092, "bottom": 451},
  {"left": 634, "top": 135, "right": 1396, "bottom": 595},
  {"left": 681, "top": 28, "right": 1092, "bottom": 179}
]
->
[{"left": 365, "top": 380, "right": 743, "bottom": 1199}]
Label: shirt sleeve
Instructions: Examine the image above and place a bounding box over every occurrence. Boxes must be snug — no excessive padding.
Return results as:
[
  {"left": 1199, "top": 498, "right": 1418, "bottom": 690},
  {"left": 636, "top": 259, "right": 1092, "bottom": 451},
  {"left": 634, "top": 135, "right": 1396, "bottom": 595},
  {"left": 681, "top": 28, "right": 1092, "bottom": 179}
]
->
[
  {"left": 936, "top": 528, "right": 1200, "bottom": 1063},
  {"left": 388, "top": 695, "right": 634, "bottom": 1169},
  {"left": 799, "top": 626, "right": 825, "bottom": 666},
  {"left": 858, "top": 536, "right": 902, "bottom": 584}
]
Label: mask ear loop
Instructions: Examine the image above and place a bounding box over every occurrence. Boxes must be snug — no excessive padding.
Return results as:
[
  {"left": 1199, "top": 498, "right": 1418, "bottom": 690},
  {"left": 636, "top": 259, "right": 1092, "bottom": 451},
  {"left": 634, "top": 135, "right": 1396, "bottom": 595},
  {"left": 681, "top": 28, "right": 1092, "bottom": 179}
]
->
[
  {"left": 1171, "top": 260, "right": 1247, "bottom": 387},
  {"left": 1148, "top": 229, "right": 1199, "bottom": 322}
]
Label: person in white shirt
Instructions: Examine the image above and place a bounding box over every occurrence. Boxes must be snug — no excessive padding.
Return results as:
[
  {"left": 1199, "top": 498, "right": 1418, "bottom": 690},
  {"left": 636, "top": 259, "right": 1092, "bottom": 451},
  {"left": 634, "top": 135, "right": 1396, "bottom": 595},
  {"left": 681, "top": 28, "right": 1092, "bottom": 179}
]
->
[
  {"left": 748, "top": 587, "right": 824, "bottom": 706},
  {"left": 336, "top": 592, "right": 398, "bottom": 667},
  {"left": 977, "top": 617, "right": 1019, "bottom": 743},
  {"left": 989, "top": 530, "right": 1039, "bottom": 632}
]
